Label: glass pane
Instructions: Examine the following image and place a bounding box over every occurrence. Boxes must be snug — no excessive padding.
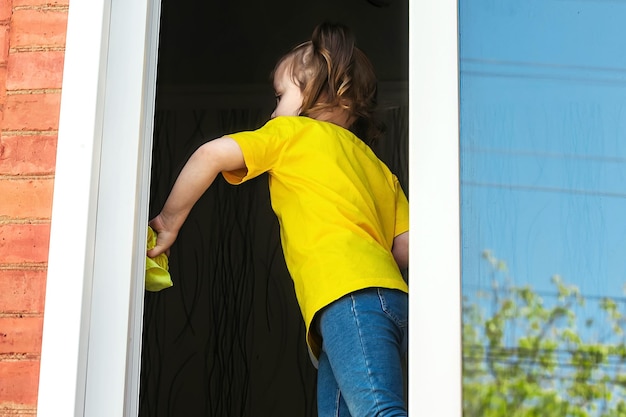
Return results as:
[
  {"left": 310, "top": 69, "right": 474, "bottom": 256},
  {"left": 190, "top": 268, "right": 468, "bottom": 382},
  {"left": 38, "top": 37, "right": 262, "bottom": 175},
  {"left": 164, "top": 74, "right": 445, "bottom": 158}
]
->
[
  {"left": 141, "top": 2, "right": 409, "bottom": 416},
  {"left": 459, "top": 2, "right": 626, "bottom": 415}
]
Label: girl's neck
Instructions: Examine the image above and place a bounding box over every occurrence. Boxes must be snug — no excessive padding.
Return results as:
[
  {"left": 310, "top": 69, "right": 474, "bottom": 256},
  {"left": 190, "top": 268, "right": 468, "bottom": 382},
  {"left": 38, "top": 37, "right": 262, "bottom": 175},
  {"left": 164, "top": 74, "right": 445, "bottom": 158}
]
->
[{"left": 312, "top": 108, "right": 355, "bottom": 130}]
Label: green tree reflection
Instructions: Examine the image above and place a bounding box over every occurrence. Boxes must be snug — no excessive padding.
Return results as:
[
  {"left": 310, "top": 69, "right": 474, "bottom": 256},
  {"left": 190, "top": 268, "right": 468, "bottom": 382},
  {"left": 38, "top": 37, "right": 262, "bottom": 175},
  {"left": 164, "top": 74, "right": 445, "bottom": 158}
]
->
[{"left": 463, "top": 251, "right": 626, "bottom": 417}]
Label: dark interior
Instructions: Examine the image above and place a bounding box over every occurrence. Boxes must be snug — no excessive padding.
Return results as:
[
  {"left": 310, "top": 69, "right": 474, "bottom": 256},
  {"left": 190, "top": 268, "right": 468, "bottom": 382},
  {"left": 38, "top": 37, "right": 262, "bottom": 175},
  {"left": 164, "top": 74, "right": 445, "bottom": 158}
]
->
[{"left": 140, "top": 1, "right": 409, "bottom": 416}]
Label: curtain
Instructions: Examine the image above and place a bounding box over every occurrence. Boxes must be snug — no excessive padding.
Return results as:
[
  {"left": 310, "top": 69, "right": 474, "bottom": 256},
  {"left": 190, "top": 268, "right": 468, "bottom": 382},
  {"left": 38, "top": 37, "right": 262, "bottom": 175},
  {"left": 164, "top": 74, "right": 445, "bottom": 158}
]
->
[{"left": 140, "top": 105, "right": 408, "bottom": 417}]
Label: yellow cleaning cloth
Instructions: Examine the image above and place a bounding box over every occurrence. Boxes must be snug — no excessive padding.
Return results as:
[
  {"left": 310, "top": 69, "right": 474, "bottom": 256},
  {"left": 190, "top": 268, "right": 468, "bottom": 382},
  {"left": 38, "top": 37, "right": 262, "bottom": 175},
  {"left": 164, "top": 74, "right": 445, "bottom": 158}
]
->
[{"left": 145, "top": 226, "right": 173, "bottom": 291}]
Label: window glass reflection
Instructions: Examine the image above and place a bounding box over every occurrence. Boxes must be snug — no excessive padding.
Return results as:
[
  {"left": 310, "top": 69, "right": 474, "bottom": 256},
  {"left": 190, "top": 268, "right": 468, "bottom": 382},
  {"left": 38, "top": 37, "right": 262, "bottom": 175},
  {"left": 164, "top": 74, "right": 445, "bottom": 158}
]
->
[{"left": 460, "top": 1, "right": 626, "bottom": 415}]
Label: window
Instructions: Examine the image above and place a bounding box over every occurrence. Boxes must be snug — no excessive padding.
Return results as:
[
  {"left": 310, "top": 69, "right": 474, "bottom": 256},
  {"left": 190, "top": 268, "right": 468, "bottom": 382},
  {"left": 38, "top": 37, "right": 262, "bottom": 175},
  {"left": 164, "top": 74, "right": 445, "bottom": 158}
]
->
[
  {"left": 460, "top": 2, "right": 626, "bottom": 415},
  {"left": 38, "top": 1, "right": 462, "bottom": 416}
]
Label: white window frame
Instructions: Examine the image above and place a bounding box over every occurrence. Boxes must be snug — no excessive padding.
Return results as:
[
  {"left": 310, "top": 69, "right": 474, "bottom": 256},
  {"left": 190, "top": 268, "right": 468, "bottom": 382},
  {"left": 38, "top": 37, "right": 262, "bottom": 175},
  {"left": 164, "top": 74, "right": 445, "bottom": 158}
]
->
[
  {"left": 37, "top": 0, "right": 460, "bottom": 416},
  {"left": 37, "top": 0, "right": 160, "bottom": 416},
  {"left": 410, "top": 2, "right": 461, "bottom": 415}
]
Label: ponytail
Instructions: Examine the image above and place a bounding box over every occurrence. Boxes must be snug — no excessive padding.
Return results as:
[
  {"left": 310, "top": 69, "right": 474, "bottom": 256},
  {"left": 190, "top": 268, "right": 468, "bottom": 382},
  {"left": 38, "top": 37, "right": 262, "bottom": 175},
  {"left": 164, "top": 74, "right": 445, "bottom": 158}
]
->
[
  {"left": 310, "top": 22, "right": 355, "bottom": 104},
  {"left": 275, "top": 22, "right": 384, "bottom": 144}
]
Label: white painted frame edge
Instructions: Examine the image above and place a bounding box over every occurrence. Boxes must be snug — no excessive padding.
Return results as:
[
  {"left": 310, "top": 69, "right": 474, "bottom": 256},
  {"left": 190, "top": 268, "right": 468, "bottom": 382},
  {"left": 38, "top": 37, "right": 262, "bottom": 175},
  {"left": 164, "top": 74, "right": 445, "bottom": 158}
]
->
[
  {"left": 410, "top": 1, "right": 462, "bottom": 415},
  {"left": 37, "top": 0, "right": 160, "bottom": 416},
  {"left": 38, "top": 1, "right": 111, "bottom": 415},
  {"left": 38, "top": 0, "right": 461, "bottom": 415}
]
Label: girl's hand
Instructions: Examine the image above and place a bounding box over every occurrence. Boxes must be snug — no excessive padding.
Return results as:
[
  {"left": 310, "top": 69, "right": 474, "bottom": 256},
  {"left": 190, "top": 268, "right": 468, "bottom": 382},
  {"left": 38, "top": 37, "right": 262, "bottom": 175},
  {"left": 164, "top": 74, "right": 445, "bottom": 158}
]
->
[
  {"left": 147, "top": 214, "right": 178, "bottom": 258},
  {"left": 392, "top": 231, "right": 409, "bottom": 270}
]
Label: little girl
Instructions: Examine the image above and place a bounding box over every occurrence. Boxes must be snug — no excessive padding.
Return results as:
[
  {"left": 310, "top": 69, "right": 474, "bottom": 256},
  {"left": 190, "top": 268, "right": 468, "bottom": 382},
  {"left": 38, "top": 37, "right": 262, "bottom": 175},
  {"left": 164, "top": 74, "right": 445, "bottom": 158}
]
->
[{"left": 148, "top": 22, "right": 409, "bottom": 417}]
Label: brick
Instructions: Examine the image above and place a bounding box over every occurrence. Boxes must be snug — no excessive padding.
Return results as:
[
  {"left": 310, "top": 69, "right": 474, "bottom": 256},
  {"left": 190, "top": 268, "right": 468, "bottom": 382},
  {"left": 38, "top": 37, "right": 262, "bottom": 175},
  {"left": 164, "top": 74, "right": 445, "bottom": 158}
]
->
[
  {"left": 0, "top": 65, "right": 7, "bottom": 107},
  {"left": 2, "top": 92, "right": 60, "bottom": 131},
  {"left": 0, "top": 317, "right": 43, "bottom": 354},
  {"left": 6, "top": 51, "right": 64, "bottom": 90},
  {"left": 0, "top": 0, "right": 12, "bottom": 22},
  {"left": 0, "top": 224, "right": 50, "bottom": 264},
  {"left": 0, "top": 24, "right": 8, "bottom": 64},
  {"left": 0, "top": 270, "right": 46, "bottom": 313},
  {"left": 12, "top": 0, "right": 69, "bottom": 6},
  {"left": 0, "top": 177, "right": 53, "bottom": 218},
  {"left": 0, "top": 134, "right": 57, "bottom": 175},
  {"left": 10, "top": 9, "right": 68, "bottom": 49},
  {"left": 0, "top": 360, "right": 40, "bottom": 404}
]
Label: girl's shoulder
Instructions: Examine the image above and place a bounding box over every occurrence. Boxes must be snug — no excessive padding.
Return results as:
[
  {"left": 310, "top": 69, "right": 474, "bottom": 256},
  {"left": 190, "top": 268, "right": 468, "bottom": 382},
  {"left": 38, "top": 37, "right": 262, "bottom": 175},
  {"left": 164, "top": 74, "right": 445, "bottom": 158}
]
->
[
  {"left": 264, "top": 116, "right": 348, "bottom": 138},
  {"left": 266, "top": 116, "right": 369, "bottom": 150},
  {"left": 267, "top": 115, "right": 323, "bottom": 128}
]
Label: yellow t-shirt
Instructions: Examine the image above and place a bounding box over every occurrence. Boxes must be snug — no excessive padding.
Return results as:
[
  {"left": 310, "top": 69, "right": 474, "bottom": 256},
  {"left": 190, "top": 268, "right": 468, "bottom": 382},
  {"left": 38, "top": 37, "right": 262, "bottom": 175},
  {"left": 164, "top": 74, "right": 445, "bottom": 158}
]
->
[{"left": 222, "top": 116, "right": 409, "bottom": 358}]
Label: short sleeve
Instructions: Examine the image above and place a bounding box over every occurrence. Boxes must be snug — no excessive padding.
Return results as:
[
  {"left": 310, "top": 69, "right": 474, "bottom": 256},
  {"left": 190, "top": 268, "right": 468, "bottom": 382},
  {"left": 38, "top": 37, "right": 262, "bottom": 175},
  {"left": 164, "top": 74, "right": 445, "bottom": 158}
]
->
[
  {"left": 394, "top": 176, "right": 409, "bottom": 237},
  {"left": 221, "top": 117, "right": 293, "bottom": 184}
]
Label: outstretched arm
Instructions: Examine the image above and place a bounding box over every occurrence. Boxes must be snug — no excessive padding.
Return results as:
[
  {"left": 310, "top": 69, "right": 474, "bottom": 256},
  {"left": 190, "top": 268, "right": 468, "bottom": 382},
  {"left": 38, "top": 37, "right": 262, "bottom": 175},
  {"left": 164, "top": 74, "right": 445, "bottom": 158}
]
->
[
  {"left": 392, "top": 231, "right": 409, "bottom": 270},
  {"left": 147, "top": 137, "right": 245, "bottom": 258}
]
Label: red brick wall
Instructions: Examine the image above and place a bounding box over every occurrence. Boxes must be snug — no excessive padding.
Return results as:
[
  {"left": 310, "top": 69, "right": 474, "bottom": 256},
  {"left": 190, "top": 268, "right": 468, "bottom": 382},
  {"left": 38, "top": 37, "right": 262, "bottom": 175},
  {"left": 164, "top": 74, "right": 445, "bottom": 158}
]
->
[{"left": 0, "top": 0, "right": 68, "bottom": 415}]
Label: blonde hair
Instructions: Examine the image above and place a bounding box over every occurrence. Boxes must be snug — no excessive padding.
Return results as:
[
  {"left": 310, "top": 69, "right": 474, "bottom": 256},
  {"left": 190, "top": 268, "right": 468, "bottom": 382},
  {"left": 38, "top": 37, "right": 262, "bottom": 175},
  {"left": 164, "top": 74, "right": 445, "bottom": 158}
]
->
[{"left": 273, "top": 22, "right": 384, "bottom": 143}]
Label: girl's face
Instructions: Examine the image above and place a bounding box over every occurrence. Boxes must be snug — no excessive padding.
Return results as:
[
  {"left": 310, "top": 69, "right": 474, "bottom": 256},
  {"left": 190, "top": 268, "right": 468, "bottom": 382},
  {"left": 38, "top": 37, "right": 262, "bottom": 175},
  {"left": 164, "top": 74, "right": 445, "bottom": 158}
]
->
[{"left": 271, "top": 63, "right": 303, "bottom": 119}]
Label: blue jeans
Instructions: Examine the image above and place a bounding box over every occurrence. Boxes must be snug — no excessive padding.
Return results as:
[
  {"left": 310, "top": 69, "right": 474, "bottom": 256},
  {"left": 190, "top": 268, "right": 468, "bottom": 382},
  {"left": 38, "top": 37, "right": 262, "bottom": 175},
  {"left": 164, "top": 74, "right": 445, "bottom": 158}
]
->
[{"left": 316, "top": 288, "right": 408, "bottom": 417}]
